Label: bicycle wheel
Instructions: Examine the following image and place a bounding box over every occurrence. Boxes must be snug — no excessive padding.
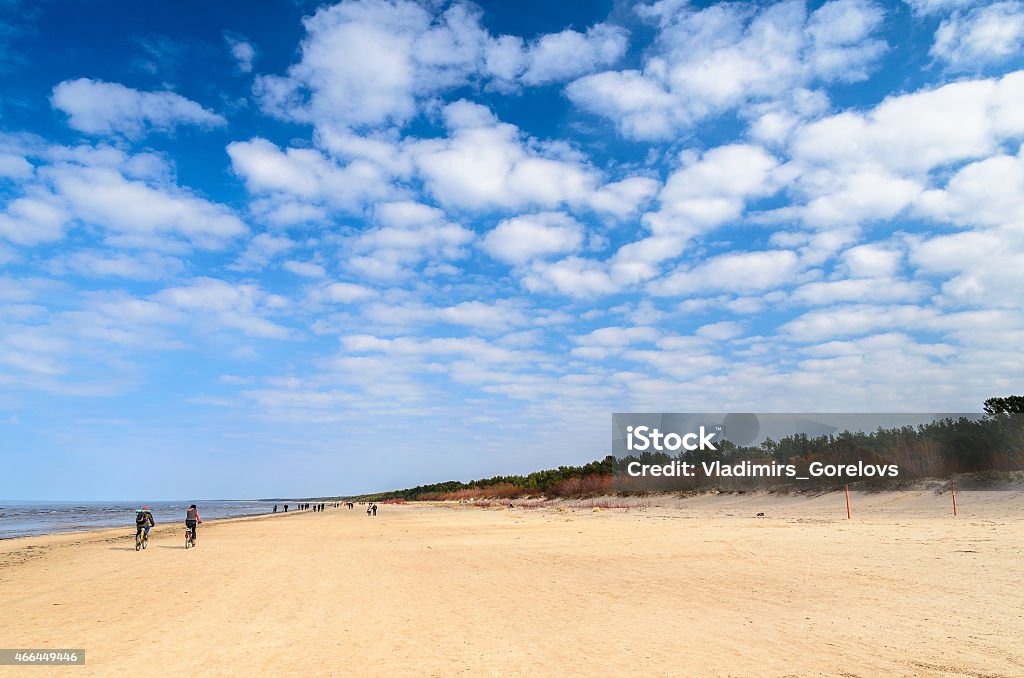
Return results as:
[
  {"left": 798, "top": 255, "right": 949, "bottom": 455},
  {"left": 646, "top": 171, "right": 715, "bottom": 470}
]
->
[
  {"left": 185, "top": 530, "right": 191, "bottom": 549},
  {"left": 135, "top": 534, "right": 141, "bottom": 551},
  {"left": 142, "top": 534, "right": 148, "bottom": 549}
]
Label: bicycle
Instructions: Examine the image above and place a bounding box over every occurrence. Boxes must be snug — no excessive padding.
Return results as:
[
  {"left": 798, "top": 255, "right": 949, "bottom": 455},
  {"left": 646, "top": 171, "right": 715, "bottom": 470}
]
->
[
  {"left": 135, "top": 530, "right": 149, "bottom": 551},
  {"left": 185, "top": 521, "right": 198, "bottom": 549}
]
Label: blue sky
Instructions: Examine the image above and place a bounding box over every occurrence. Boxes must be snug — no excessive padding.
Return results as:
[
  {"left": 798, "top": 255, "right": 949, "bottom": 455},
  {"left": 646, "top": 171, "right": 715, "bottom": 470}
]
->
[{"left": 2, "top": 0, "right": 1023, "bottom": 499}]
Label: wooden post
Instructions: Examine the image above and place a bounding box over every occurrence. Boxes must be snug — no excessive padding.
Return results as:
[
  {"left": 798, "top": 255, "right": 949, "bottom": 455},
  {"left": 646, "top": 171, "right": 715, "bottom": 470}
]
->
[
  {"left": 952, "top": 481, "right": 957, "bottom": 517},
  {"left": 845, "top": 484, "right": 851, "bottom": 520}
]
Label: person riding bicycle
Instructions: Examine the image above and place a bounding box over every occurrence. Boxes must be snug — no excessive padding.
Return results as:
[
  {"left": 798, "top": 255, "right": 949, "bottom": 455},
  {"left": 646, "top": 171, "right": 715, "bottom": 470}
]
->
[
  {"left": 185, "top": 504, "right": 202, "bottom": 545},
  {"left": 135, "top": 506, "right": 155, "bottom": 541}
]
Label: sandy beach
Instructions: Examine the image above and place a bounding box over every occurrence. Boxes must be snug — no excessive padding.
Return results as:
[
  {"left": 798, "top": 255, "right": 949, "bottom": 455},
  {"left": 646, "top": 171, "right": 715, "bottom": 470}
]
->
[{"left": 1, "top": 491, "right": 1022, "bottom": 677}]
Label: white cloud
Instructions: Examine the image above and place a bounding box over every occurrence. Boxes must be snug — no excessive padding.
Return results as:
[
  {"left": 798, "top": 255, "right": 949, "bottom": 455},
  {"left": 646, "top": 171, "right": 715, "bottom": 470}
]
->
[
  {"left": 931, "top": 1, "right": 1024, "bottom": 69},
  {"left": 410, "top": 101, "right": 599, "bottom": 211},
  {"left": 790, "top": 277, "right": 930, "bottom": 305},
  {"left": 789, "top": 70, "right": 1024, "bottom": 175},
  {"left": 915, "top": 143, "right": 1024, "bottom": 228},
  {"left": 347, "top": 200, "right": 473, "bottom": 280},
  {"left": 481, "top": 212, "right": 584, "bottom": 264},
  {"left": 571, "top": 325, "right": 658, "bottom": 359},
  {"left": 0, "top": 141, "right": 245, "bottom": 252},
  {"left": 0, "top": 152, "right": 33, "bottom": 179},
  {"left": 516, "top": 24, "right": 628, "bottom": 86},
  {"left": 781, "top": 304, "right": 936, "bottom": 341},
  {"left": 361, "top": 299, "right": 530, "bottom": 331},
  {"left": 0, "top": 192, "right": 69, "bottom": 245},
  {"left": 695, "top": 320, "right": 744, "bottom": 340},
  {"left": 51, "top": 79, "right": 225, "bottom": 138},
  {"left": 607, "top": 144, "right": 781, "bottom": 288},
  {"left": 48, "top": 250, "right": 184, "bottom": 280},
  {"left": 910, "top": 226, "right": 1024, "bottom": 309},
  {"left": 226, "top": 35, "right": 256, "bottom": 73},
  {"left": 904, "top": 0, "right": 976, "bottom": 15},
  {"left": 282, "top": 260, "right": 327, "bottom": 278},
  {"left": 342, "top": 333, "right": 523, "bottom": 364},
  {"left": 155, "top": 277, "right": 293, "bottom": 339},
  {"left": 311, "top": 281, "right": 376, "bottom": 304},
  {"left": 568, "top": 0, "right": 887, "bottom": 139},
  {"left": 840, "top": 243, "right": 904, "bottom": 278},
  {"left": 227, "top": 137, "right": 396, "bottom": 216},
  {"left": 522, "top": 256, "right": 618, "bottom": 297},
  {"left": 774, "top": 69, "right": 1024, "bottom": 227},
  {"left": 588, "top": 177, "right": 660, "bottom": 218},
  {"left": 48, "top": 164, "right": 247, "bottom": 250},
  {"left": 230, "top": 233, "right": 296, "bottom": 271},
  {"left": 645, "top": 144, "right": 781, "bottom": 236},
  {"left": 651, "top": 249, "right": 802, "bottom": 297},
  {"left": 256, "top": 0, "right": 628, "bottom": 133}
]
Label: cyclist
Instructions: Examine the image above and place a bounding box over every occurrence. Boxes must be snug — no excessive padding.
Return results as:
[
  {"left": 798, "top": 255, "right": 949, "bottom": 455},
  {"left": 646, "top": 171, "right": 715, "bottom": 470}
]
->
[
  {"left": 185, "top": 504, "right": 202, "bottom": 546},
  {"left": 135, "top": 506, "right": 155, "bottom": 543}
]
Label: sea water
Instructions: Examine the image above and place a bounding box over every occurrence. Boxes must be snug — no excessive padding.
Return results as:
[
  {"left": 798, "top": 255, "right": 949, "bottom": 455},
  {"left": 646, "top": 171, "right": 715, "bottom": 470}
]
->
[{"left": 0, "top": 500, "right": 287, "bottom": 539}]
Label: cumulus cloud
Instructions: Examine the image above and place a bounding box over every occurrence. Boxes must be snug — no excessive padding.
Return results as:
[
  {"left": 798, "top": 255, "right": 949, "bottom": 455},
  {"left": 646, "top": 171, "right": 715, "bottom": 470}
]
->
[
  {"left": 47, "top": 249, "right": 185, "bottom": 280},
  {"left": 256, "top": 0, "right": 627, "bottom": 132},
  {"left": 609, "top": 144, "right": 782, "bottom": 287},
  {"left": 229, "top": 233, "right": 296, "bottom": 271},
  {"left": 0, "top": 147, "right": 247, "bottom": 250},
  {"left": 227, "top": 137, "right": 397, "bottom": 217},
  {"left": 410, "top": 101, "right": 599, "bottom": 211},
  {"left": 567, "top": 0, "right": 887, "bottom": 139},
  {"left": 769, "top": 69, "right": 1024, "bottom": 228},
  {"left": 344, "top": 200, "right": 473, "bottom": 280},
  {"left": 226, "top": 34, "right": 256, "bottom": 73},
  {"left": 155, "top": 277, "right": 293, "bottom": 339},
  {"left": 571, "top": 325, "right": 659, "bottom": 359},
  {"left": 481, "top": 212, "right": 584, "bottom": 264},
  {"left": 51, "top": 79, "right": 225, "bottom": 138},
  {"left": 931, "top": 2, "right": 1024, "bottom": 69},
  {"left": 494, "top": 24, "right": 628, "bottom": 87},
  {"left": 652, "top": 249, "right": 802, "bottom": 297}
]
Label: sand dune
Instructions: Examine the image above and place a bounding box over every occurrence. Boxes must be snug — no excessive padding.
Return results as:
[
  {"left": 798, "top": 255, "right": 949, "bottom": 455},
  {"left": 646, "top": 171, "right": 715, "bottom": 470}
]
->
[{"left": 1, "top": 491, "right": 1022, "bottom": 677}]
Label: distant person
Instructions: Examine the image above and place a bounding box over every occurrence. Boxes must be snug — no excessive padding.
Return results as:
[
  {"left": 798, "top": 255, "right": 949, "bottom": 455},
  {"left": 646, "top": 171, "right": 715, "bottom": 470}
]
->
[
  {"left": 273, "top": 505, "right": 278, "bottom": 513},
  {"left": 284, "top": 504, "right": 288, "bottom": 512},
  {"left": 185, "top": 504, "right": 202, "bottom": 546},
  {"left": 366, "top": 505, "right": 372, "bottom": 516},
  {"left": 135, "top": 506, "right": 155, "bottom": 540},
  {"left": 371, "top": 504, "right": 377, "bottom": 516}
]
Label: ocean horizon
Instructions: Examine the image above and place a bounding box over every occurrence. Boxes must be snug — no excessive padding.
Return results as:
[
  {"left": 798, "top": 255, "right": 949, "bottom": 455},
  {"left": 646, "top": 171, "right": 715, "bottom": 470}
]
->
[{"left": 0, "top": 499, "right": 297, "bottom": 539}]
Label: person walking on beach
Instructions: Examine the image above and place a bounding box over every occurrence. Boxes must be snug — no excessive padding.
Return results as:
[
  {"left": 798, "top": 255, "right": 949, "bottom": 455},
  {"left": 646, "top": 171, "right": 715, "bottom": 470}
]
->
[
  {"left": 135, "top": 506, "right": 155, "bottom": 541},
  {"left": 371, "top": 503, "right": 377, "bottom": 516},
  {"left": 185, "top": 504, "right": 202, "bottom": 546},
  {"left": 273, "top": 505, "right": 278, "bottom": 513}
]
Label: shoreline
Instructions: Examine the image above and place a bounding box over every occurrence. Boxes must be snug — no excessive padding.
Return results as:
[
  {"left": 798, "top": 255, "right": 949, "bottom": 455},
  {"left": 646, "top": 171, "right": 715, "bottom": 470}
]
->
[
  {"left": 3, "top": 486, "right": 1020, "bottom": 545},
  {"left": 0, "top": 507, "right": 295, "bottom": 549}
]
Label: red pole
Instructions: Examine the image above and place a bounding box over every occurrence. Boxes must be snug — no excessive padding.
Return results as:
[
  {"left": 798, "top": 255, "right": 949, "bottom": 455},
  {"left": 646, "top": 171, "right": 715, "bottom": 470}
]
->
[
  {"left": 952, "top": 481, "right": 957, "bottom": 517},
  {"left": 845, "top": 484, "right": 851, "bottom": 520}
]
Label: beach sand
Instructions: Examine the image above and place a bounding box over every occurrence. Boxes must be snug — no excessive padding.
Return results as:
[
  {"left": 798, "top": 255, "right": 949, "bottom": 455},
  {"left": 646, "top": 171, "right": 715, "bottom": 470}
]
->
[{"left": 1, "top": 491, "right": 1022, "bottom": 677}]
